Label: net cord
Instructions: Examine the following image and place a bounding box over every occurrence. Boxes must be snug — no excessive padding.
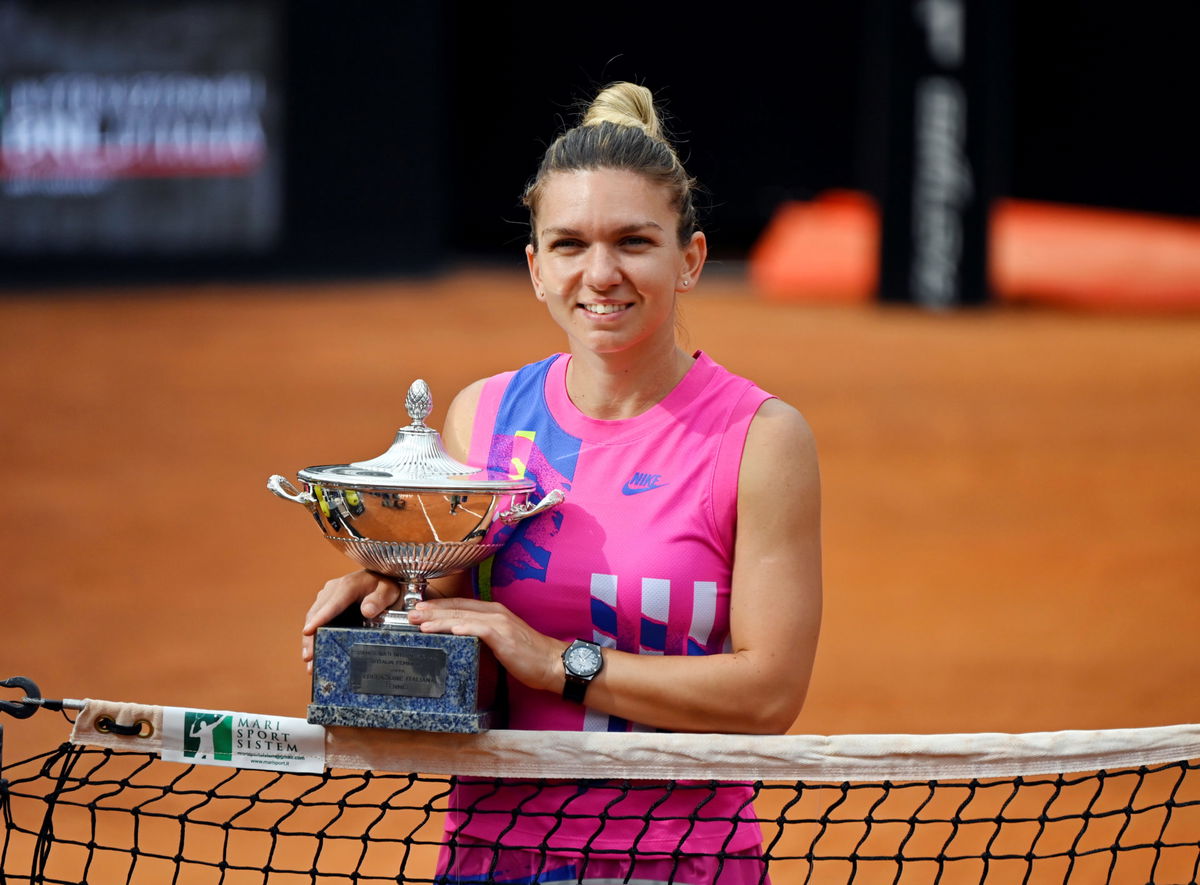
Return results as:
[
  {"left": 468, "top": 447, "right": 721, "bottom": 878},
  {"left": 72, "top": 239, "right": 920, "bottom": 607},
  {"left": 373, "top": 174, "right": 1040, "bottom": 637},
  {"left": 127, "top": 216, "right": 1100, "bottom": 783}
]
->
[{"left": 68, "top": 699, "right": 1200, "bottom": 782}]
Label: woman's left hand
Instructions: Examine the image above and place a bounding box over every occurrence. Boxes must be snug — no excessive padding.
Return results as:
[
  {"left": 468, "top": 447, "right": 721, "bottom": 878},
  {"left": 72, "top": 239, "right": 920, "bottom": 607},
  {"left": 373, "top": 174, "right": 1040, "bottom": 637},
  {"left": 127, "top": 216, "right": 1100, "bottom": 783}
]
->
[{"left": 407, "top": 597, "right": 566, "bottom": 694}]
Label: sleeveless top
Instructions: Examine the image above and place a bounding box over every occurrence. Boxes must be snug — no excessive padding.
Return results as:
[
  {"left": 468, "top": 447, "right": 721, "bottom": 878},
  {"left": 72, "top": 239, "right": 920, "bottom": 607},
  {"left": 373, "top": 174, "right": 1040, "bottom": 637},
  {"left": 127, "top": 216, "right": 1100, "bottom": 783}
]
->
[{"left": 449, "top": 350, "right": 774, "bottom": 854}]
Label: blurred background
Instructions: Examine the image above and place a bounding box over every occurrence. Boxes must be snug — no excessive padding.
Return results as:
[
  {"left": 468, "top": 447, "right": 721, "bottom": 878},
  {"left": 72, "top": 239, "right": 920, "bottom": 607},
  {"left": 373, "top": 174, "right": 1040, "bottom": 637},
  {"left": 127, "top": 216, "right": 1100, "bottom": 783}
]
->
[
  {"left": 2, "top": 0, "right": 1197, "bottom": 295},
  {"left": 2, "top": 0, "right": 1198, "bottom": 764}
]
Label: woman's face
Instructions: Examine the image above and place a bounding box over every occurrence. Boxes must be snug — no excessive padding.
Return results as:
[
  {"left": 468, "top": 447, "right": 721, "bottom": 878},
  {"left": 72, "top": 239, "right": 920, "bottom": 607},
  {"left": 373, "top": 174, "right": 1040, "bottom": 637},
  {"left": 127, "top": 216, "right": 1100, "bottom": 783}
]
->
[{"left": 526, "top": 168, "right": 705, "bottom": 360}]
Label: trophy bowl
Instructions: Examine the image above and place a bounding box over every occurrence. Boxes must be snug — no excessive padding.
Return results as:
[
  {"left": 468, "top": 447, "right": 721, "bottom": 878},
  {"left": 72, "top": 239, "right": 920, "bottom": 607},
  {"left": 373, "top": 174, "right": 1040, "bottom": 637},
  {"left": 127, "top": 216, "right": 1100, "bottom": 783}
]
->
[
  {"left": 268, "top": 378, "right": 562, "bottom": 628},
  {"left": 269, "top": 379, "right": 563, "bottom": 732}
]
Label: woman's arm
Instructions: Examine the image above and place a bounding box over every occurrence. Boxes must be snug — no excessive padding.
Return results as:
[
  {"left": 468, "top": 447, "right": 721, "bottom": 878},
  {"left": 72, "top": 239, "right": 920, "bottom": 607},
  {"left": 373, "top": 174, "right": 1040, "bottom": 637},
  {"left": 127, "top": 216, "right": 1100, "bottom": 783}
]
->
[
  {"left": 299, "top": 380, "right": 486, "bottom": 671},
  {"left": 409, "top": 398, "right": 822, "bottom": 734}
]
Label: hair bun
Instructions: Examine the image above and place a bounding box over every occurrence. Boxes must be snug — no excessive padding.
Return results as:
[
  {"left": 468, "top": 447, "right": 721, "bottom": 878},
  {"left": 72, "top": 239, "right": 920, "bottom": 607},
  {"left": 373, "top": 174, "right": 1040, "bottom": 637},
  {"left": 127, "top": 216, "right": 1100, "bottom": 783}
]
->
[
  {"left": 581, "top": 82, "right": 664, "bottom": 141},
  {"left": 523, "top": 81, "right": 698, "bottom": 248}
]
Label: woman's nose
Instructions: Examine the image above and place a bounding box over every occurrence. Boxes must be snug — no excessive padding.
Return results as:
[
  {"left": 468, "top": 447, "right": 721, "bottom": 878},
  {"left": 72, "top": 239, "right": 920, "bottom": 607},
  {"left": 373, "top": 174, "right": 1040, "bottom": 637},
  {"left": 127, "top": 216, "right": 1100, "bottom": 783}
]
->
[{"left": 582, "top": 245, "right": 621, "bottom": 290}]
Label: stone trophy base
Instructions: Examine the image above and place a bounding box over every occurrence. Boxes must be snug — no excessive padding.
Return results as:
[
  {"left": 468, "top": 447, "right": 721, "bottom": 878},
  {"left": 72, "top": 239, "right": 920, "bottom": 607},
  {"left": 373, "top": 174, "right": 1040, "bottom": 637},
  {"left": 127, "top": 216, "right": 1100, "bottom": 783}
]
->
[{"left": 308, "top": 625, "right": 492, "bottom": 733}]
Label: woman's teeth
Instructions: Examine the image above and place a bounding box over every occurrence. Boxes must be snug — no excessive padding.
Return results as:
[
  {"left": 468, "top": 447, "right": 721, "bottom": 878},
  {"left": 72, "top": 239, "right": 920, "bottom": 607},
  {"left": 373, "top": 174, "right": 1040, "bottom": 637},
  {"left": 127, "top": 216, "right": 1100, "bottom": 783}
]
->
[{"left": 584, "top": 303, "right": 628, "bottom": 315}]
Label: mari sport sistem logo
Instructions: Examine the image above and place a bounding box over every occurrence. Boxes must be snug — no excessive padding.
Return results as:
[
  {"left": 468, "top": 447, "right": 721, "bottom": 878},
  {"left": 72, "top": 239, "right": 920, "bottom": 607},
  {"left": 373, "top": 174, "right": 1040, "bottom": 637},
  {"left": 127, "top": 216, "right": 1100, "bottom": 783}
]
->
[{"left": 183, "top": 712, "right": 233, "bottom": 761}]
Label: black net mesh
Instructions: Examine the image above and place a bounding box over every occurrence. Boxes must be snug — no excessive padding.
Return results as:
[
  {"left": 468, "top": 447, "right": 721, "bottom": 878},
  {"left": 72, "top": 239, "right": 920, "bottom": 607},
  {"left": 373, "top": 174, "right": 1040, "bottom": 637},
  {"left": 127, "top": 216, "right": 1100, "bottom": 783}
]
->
[{"left": 3, "top": 742, "right": 1200, "bottom": 884}]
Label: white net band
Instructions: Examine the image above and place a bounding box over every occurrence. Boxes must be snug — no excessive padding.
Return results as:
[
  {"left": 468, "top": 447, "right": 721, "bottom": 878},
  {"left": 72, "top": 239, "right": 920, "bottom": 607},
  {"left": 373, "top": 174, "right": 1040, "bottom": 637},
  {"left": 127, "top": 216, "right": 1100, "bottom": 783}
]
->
[{"left": 70, "top": 698, "right": 1200, "bottom": 781}]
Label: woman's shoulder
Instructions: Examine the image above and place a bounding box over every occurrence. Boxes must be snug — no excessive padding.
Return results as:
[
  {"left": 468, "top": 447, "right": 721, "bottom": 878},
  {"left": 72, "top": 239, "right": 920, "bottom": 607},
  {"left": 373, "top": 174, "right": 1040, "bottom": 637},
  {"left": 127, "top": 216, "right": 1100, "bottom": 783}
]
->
[
  {"left": 441, "top": 355, "right": 562, "bottom": 458},
  {"left": 442, "top": 376, "right": 501, "bottom": 461},
  {"left": 747, "top": 398, "right": 816, "bottom": 461},
  {"left": 741, "top": 397, "right": 819, "bottom": 505}
]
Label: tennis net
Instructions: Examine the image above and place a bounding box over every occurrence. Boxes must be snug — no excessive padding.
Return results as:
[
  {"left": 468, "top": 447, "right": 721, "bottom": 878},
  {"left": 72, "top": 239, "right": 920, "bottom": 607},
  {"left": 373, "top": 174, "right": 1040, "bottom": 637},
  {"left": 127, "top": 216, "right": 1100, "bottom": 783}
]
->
[{"left": 2, "top": 697, "right": 1199, "bottom": 884}]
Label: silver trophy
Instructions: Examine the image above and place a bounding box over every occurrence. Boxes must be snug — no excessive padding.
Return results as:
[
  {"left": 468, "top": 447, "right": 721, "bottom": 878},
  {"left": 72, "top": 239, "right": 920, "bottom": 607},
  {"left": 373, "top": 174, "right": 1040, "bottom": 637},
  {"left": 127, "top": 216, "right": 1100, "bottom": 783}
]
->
[{"left": 269, "top": 379, "right": 562, "bottom": 732}]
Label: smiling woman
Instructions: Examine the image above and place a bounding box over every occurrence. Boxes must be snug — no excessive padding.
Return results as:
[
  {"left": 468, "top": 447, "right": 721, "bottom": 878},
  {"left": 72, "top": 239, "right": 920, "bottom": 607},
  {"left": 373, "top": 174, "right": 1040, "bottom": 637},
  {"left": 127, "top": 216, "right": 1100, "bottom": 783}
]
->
[
  {"left": 302, "top": 82, "right": 822, "bottom": 884},
  {"left": 525, "top": 167, "right": 705, "bottom": 403}
]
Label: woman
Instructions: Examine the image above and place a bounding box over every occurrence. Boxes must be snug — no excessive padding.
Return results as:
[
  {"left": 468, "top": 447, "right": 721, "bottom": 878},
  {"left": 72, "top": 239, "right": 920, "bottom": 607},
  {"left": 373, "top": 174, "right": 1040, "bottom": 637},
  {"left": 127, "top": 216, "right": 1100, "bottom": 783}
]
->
[{"left": 303, "top": 82, "right": 821, "bottom": 884}]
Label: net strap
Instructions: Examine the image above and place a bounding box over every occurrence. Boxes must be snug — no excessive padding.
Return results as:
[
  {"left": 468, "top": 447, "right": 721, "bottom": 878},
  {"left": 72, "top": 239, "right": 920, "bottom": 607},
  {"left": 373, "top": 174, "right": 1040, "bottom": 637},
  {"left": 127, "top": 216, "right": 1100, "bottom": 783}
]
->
[{"left": 69, "top": 699, "right": 1200, "bottom": 781}]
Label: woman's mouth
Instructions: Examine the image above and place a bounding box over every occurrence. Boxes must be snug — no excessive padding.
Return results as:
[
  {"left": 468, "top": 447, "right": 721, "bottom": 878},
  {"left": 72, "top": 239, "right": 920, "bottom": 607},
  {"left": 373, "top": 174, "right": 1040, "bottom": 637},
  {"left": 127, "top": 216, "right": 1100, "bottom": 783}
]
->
[{"left": 582, "top": 303, "right": 630, "bottom": 315}]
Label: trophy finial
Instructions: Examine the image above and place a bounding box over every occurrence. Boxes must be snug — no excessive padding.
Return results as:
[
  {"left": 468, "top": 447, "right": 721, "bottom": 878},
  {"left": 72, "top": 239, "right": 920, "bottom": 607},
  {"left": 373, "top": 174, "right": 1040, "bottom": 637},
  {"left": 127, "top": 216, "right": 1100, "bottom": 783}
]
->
[{"left": 405, "top": 379, "right": 433, "bottom": 426}]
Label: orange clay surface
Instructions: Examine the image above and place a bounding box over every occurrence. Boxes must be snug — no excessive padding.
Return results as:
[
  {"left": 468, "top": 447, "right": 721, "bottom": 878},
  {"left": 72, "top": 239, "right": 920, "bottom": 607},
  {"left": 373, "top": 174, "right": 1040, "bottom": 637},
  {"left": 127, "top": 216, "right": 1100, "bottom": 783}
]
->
[{"left": 2, "top": 268, "right": 1199, "bottom": 765}]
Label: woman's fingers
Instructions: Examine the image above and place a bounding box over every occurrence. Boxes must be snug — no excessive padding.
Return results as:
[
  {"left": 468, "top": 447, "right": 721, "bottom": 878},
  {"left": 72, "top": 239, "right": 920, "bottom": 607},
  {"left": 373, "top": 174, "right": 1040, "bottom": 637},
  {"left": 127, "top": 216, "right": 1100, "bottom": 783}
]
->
[
  {"left": 360, "top": 578, "right": 402, "bottom": 620},
  {"left": 301, "top": 571, "right": 401, "bottom": 670},
  {"left": 407, "top": 598, "right": 563, "bottom": 692},
  {"left": 406, "top": 597, "right": 504, "bottom": 637},
  {"left": 303, "top": 571, "right": 398, "bottom": 633}
]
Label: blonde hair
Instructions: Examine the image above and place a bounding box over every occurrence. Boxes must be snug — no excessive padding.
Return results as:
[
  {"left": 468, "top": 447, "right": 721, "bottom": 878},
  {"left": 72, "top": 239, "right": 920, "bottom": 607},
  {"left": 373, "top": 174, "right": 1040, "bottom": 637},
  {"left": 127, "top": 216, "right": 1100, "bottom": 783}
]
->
[
  {"left": 581, "top": 81, "right": 665, "bottom": 139},
  {"left": 523, "top": 83, "right": 698, "bottom": 248}
]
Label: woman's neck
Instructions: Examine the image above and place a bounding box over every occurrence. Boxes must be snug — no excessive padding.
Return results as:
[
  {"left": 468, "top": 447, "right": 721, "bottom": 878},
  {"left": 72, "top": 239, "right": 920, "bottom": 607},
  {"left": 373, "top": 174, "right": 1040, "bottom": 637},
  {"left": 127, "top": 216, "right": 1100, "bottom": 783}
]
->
[{"left": 563, "top": 345, "right": 695, "bottom": 420}]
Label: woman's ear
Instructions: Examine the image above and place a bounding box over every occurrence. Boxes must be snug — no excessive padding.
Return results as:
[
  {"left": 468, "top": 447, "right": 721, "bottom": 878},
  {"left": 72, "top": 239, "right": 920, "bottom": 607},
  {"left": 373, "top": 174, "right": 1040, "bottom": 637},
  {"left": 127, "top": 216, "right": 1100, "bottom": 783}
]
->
[
  {"left": 678, "top": 231, "right": 708, "bottom": 292},
  {"left": 526, "top": 243, "right": 546, "bottom": 301}
]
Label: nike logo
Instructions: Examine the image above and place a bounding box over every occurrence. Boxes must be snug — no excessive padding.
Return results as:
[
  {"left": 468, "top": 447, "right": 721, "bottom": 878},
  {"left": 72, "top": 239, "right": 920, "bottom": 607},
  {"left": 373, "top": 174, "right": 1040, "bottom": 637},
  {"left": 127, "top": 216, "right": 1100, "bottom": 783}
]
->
[{"left": 622, "top": 472, "right": 669, "bottom": 495}]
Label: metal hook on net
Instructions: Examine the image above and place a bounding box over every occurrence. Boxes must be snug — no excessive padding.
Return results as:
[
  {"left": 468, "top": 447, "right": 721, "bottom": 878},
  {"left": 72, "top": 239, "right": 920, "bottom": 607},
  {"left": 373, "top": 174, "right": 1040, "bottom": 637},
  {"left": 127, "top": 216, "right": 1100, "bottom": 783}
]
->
[
  {"left": 0, "top": 676, "right": 42, "bottom": 720},
  {"left": 1, "top": 677, "right": 42, "bottom": 796},
  {"left": 0, "top": 677, "right": 85, "bottom": 720}
]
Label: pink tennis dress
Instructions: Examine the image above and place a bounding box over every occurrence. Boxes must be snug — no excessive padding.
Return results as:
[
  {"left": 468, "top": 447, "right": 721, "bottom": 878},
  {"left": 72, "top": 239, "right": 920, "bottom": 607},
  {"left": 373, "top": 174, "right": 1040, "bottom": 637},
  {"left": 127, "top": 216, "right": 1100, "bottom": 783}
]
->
[{"left": 440, "top": 351, "right": 775, "bottom": 884}]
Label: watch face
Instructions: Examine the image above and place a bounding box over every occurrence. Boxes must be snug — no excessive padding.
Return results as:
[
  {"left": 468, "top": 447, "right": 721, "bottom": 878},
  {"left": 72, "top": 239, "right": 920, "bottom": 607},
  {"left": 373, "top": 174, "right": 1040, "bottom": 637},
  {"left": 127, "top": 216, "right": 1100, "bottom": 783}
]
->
[{"left": 565, "top": 644, "right": 601, "bottom": 677}]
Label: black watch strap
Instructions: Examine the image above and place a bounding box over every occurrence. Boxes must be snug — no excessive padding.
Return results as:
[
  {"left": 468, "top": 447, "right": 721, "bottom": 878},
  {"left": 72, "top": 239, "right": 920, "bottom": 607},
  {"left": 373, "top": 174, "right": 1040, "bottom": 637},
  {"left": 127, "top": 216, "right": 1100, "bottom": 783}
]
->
[{"left": 562, "top": 673, "right": 590, "bottom": 703}]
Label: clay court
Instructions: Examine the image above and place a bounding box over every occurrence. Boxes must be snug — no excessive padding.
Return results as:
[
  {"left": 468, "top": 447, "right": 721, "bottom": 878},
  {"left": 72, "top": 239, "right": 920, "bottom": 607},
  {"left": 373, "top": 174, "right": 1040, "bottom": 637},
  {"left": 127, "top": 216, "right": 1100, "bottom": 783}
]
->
[{"left": 3, "top": 268, "right": 1198, "bottom": 766}]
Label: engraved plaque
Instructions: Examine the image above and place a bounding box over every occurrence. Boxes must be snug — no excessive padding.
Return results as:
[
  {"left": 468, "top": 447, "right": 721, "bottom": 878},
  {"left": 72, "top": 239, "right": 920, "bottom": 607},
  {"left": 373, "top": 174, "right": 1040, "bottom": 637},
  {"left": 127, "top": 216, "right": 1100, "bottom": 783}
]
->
[{"left": 350, "top": 644, "right": 447, "bottom": 698}]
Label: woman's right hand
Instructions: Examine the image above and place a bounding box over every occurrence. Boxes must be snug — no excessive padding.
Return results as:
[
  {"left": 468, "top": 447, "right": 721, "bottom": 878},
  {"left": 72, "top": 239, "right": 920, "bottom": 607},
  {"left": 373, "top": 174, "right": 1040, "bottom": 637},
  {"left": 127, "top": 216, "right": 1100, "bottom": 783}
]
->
[{"left": 301, "top": 570, "right": 400, "bottom": 672}]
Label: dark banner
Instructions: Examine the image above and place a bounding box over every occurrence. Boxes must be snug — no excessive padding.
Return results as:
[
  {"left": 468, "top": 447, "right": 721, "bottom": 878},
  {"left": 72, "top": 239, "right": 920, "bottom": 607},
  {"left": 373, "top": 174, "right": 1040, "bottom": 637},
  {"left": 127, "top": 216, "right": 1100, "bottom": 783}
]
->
[
  {"left": 868, "top": 0, "right": 1009, "bottom": 307},
  {"left": 0, "top": 1, "right": 281, "bottom": 255}
]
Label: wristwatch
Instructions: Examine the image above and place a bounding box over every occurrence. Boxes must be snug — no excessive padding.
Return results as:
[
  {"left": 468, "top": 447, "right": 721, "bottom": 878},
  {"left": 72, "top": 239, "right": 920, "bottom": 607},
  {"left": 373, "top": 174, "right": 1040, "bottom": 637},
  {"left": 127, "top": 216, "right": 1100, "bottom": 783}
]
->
[{"left": 561, "top": 639, "right": 604, "bottom": 703}]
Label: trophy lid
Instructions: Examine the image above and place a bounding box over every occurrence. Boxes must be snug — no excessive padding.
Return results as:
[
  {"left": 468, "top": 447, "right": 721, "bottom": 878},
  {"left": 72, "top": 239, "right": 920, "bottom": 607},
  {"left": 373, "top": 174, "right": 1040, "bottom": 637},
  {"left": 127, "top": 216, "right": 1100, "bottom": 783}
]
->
[{"left": 297, "top": 379, "right": 535, "bottom": 493}]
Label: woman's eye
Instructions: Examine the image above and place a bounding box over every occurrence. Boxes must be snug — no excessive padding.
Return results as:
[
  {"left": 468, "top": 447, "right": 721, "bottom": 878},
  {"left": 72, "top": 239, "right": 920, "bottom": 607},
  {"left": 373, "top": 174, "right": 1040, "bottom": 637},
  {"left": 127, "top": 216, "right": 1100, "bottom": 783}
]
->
[
  {"left": 549, "top": 238, "right": 583, "bottom": 251},
  {"left": 621, "top": 236, "right": 653, "bottom": 248}
]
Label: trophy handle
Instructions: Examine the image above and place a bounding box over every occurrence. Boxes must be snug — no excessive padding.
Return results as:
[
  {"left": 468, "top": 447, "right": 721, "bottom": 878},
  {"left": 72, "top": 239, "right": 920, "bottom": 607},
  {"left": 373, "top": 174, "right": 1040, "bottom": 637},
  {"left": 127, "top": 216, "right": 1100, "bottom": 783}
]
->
[
  {"left": 267, "top": 475, "right": 317, "bottom": 508},
  {"left": 497, "top": 488, "right": 565, "bottom": 525}
]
